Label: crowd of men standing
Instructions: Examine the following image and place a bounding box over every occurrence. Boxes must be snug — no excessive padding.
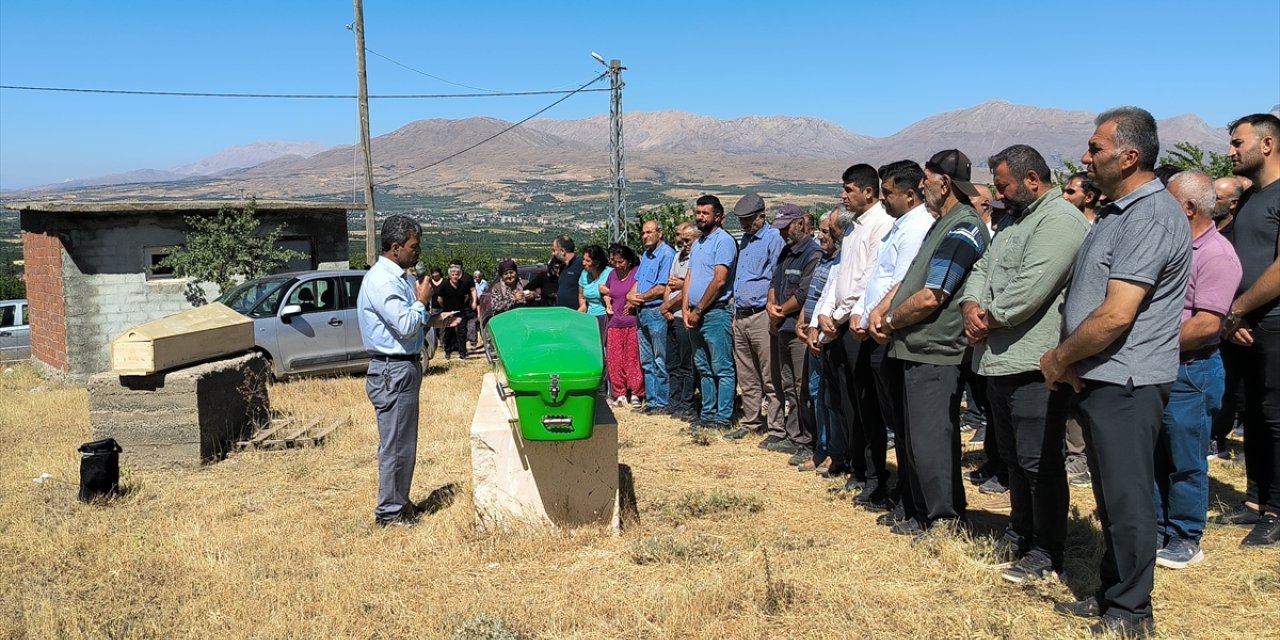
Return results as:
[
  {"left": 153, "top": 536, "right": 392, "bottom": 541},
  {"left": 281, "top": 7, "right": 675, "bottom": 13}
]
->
[
  {"left": 539, "top": 108, "right": 1280, "bottom": 638},
  {"left": 357, "top": 107, "right": 1279, "bottom": 638}
]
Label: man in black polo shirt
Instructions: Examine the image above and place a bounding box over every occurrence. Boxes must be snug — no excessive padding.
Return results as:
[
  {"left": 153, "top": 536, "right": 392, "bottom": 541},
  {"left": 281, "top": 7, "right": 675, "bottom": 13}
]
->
[
  {"left": 1219, "top": 112, "right": 1280, "bottom": 547},
  {"left": 766, "top": 204, "right": 821, "bottom": 462},
  {"left": 1045, "top": 107, "right": 1190, "bottom": 638},
  {"left": 552, "top": 234, "right": 585, "bottom": 310}
]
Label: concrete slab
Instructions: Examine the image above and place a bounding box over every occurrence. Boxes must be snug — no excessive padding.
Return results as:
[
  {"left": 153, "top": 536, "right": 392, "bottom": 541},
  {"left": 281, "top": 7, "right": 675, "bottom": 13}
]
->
[{"left": 470, "top": 372, "right": 622, "bottom": 532}]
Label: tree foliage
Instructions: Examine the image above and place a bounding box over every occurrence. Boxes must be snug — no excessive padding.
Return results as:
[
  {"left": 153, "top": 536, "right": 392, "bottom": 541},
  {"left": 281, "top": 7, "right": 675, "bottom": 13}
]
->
[
  {"left": 591, "top": 202, "right": 692, "bottom": 251},
  {"left": 158, "top": 199, "right": 307, "bottom": 296},
  {"left": 1159, "top": 141, "right": 1234, "bottom": 179}
]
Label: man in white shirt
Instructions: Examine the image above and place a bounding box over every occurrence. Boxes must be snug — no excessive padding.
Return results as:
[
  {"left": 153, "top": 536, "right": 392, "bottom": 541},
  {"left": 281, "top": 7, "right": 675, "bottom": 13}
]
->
[
  {"left": 812, "top": 164, "right": 896, "bottom": 500},
  {"left": 847, "top": 160, "right": 934, "bottom": 524}
]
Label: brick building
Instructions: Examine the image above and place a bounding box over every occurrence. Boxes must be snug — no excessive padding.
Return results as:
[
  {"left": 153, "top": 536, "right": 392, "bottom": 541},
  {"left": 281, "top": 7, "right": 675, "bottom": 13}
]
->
[{"left": 8, "top": 200, "right": 352, "bottom": 378}]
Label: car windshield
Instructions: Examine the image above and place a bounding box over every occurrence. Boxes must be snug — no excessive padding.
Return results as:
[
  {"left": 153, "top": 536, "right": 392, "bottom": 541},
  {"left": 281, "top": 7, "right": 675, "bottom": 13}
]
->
[{"left": 218, "top": 277, "right": 293, "bottom": 318}]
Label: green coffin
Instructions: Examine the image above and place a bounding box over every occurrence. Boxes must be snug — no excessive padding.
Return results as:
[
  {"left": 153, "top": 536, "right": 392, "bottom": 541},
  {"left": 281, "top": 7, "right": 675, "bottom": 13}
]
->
[{"left": 486, "top": 307, "right": 603, "bottom": 441}]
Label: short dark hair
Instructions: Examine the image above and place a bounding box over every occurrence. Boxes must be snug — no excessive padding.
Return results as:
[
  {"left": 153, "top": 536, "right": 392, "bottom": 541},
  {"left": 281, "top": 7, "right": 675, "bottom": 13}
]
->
[
  {"left": 878, "top": 160, "right": 924, "bottom": 197},
  {"left": 1228, "top": 113, "right": 1280, "bottom": 140},
  {"left": 695, "top": 195, "right": 724, "bottom": 215},
  {"left": 1153, "top": 164, "right": 1181, "bottom": 186},
  {"left": 581, "top": 244, "right": 607, "bottom": 269},
  {"left": 379, "top": 214, "right": 422, "bottom": 252},
  {"left": 553, "top": 234, "right": 576, "bottom": 254},
  {"left": 449, "top": 258, "right": 464, "bottom": 268},
  {"left": 987, "top": 144, "right": 1051, "bottom": 183},
  {"left": 607, "top": 243, "right": 639, "bottom": 269},
  {"left": 1068, "top": 171, "right": 1102, "bottom": 201},
  {"left": 1096, "top": 106, "right": 1160, "bottom": 172},
  {"left": 842, "top": 163, "right": 880, "bottom": 198}
]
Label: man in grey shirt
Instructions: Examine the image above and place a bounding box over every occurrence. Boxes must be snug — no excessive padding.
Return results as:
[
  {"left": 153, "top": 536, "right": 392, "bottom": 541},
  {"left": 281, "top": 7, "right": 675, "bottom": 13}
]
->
[{"left": 1044, "top": 107, "right": 1190, "bottom": 638}]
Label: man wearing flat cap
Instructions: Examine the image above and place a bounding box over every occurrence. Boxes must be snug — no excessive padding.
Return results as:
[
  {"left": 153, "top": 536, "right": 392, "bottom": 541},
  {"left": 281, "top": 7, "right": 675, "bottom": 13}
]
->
[
  {"left": 724, "top": 193, "right": 785, "bottom": 443},
  {"left": 868, "top": 149, "right": 990, "bottom": 535},
  {"left": 767, "top": 204, "right": 822, "bottom": 461}
]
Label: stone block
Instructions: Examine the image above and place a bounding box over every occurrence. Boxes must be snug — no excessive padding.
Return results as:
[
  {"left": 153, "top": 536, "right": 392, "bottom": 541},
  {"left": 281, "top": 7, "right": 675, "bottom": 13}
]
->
[
  {"left": 88, "top": 352, "right": 270, "bottom": 469},
  {"left": 470, "top": 373, "right": 622, "bottom": 532}
]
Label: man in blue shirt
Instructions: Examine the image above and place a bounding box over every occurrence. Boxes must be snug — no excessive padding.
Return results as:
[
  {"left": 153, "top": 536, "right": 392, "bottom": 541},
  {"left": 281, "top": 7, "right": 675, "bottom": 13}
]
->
[
  {"left": 357, "top": 215, "right": 459, "bottom": 527},
  {"left": 683, "top": 195, "right": 738, "bottom": 428},
  {"left": 627, "top": 220, "right": 677, "bottom": 414},
  {"left": 727, "top": 193, "right": 785, "bottom": 442}
]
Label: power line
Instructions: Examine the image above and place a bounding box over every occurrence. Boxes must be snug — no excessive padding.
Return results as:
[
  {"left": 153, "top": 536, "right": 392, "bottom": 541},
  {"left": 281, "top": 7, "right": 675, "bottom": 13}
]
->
[
  {"left": 0, "top": 84, "right": 608, "bottom": 99},
  {"left": 363, "top": 47, "right": 580, "bottom": 94},
  {"left": 364, "top": 47, "right": 502, "bottom": 93},
  {"left": 373, "top": 72, "right": 607, "bottom": 187}
]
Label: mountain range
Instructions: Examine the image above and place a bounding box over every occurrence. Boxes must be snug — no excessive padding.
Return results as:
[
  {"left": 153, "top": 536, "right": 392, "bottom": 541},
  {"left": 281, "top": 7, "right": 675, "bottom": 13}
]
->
[{"left": 8, "top": 100, "right": 1269, "bottom": 204}]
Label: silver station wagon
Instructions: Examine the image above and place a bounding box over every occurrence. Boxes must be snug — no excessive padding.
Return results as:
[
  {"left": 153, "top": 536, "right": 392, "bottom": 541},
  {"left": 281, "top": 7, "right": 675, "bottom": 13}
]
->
[{"left": 217, "top": 270, "right": 438, "bottom": 379}]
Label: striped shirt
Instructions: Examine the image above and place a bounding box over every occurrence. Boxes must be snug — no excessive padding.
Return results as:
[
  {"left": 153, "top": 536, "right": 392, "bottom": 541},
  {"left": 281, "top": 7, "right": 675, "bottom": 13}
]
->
[
  {"left": 924, "top": 222, "right": 988, "bottom": 296},
  {"left": 804, "top": 251, "right": 840, "bottom": 322}
]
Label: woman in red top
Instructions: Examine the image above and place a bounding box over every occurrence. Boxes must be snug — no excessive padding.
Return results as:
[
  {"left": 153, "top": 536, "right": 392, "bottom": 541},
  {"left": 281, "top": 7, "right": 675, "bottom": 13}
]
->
[{"left": 603, "top": 243, "right": 645, "bottom": 408}]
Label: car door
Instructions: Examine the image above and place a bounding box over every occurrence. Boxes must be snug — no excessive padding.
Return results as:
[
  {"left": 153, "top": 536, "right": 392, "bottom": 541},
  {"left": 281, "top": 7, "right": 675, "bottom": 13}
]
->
[
  {"left": 0, "top": 302, "right": 30, "bottom": 360},
  {"left": 274, "top": 276, "right": 349, "bottom": 373},
  {"left": 338, "top": 275, "right": 370, "bottom": 365}
]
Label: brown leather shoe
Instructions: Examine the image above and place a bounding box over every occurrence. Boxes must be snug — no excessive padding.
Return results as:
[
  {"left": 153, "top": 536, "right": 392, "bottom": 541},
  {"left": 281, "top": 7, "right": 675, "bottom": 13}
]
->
[{"left": 799, "top": 456, "right": 829, "bottom": 473}]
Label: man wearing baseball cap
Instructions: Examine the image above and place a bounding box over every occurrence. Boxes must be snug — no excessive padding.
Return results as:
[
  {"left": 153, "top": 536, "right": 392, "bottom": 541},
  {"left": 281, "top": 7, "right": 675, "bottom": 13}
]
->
[
  {"left": 868, "top": 149, "right": 990, "bottom": 535},
  {"left": 766, "top": 204, "right": 822, "bottom": 462},
  {"left": 725, "top": 193, "right": 786, "bottom": 443}
]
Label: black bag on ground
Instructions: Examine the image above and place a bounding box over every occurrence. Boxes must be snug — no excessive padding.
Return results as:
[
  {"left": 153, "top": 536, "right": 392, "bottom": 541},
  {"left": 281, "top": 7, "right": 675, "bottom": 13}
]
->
[{"left": 78, "top": 438, "right": 122, "bottom": 502}]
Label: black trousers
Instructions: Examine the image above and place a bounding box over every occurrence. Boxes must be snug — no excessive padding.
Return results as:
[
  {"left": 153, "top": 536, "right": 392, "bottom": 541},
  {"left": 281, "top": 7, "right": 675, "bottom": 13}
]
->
[
  {"left": 900, "top": 361, "right": 966, "bottom": 524},
  {"left": 819, "top": 335, "right": 853, "bottom": 466},
  {"left": 965, "top": 369, "right": 1007, "bottom": 484},
  {"left": 1242, "top": 315, "right": 1280, "bottom": 514},
  {"left": 1212, "top": 340, "right": 1247, "bottom": 447},
  {"left": 1076, "top": 379, "right": 1170, "bottom": 622},
  {"left": 877, "top": 354, "right": 912, "bottom": 512},
  {"left": 834, "top": 333, "right": 889, "bottom": 485},
  {"left": 987, "top": 371, "right": 1070, "bottom": 568},
  {"left": 667, "top": 318, "right": 698, "bottom": 414}
]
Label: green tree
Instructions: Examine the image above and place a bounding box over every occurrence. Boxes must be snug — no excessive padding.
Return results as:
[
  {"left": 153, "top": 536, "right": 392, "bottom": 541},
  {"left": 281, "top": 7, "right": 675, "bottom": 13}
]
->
[
  {"left": 159, "top": 199, "right": 307, "bottom": 303},
  {"left": 1160, "top": 141, "right": 1234, "bottom": 178},
  {"left": 590, "top": 202, "right": 692, "bottom": 252},
  {"left": 0, "top": 275, "right": 23, "bottom": 300}
]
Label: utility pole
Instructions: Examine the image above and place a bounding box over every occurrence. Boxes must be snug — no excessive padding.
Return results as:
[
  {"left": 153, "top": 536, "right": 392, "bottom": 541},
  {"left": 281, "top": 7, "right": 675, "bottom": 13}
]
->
[
  {"left": 353, "top": 0, "right": 377, "bottom": 266},
  {"left": 606, "top": 59, "right": 626, "bottom": 244}
]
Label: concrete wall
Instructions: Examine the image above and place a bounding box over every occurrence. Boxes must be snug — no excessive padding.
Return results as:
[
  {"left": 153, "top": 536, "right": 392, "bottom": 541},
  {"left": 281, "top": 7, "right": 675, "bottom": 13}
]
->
[
  {"left": 88, "top": 352, "right": 270, "bottom": 468},
  {"left": 21, "top": 209, "right": 348, "bottom": 378}
]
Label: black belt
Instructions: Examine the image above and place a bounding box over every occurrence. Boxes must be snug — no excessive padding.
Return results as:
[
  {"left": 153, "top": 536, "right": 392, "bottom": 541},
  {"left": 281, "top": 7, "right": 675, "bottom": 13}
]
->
[
  {"left": 689, "top": 301, "right": 727, "bottom": 314},
  {"left": 370, "top": 353, "right": 421, "bottom": 363},
  {"left": 1180, "top": 345, "right": 1218, "bottom": 364},
  {"left": 735, "top": 305, "right": 766, "bottom": 318}
]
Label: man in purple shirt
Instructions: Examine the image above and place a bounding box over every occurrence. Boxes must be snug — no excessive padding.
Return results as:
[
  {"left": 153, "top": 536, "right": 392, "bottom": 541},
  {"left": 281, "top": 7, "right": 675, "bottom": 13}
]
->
[{"left": 1153, "top": 171, "right": 1242, "bottom": 569}]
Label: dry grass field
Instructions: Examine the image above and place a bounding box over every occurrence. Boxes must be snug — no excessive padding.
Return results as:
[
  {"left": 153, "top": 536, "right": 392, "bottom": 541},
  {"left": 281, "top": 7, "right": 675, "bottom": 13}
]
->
[{"left": 1, "top": 358, "right": 1277, "bottom": 639}]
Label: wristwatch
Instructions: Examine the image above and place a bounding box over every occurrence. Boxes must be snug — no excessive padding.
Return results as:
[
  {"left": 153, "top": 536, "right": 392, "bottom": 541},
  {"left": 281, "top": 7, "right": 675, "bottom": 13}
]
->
[
  {"left": 884, "top": 314, "right": 895, "bottom": 331},
  {"left": 1225, "top": 310, "right": 1242, "bottom": 326}
]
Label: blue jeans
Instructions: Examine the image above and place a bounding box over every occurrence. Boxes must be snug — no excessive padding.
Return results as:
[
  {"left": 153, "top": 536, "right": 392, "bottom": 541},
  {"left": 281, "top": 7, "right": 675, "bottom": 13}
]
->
[
  {"left": 637, "top": 307, "right": 669, "bottom": 408},
  {"left": 691, "top": 307, "right": 735, "bottom": 423},
  {"left": 1154, "top": 352, "right": 1224, "bottom": 544},
  {"left": 809, "top": 351, "right": 831, "bottom": 459}
]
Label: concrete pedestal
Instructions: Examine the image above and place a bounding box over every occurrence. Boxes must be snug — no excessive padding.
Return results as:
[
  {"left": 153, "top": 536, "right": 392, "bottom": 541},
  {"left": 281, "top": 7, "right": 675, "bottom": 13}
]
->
[
  {"left": 470, "top": 372, "right": 620, "bottom": 532},
  {"left": 88, "top": 352, "right": 270, "bottom": 468}
]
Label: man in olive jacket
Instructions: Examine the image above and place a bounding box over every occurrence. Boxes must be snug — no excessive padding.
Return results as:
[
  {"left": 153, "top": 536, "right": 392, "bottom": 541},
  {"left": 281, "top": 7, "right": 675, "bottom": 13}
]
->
[{"left": 959, "top": 144, "right": 1090, "bottom": 582}]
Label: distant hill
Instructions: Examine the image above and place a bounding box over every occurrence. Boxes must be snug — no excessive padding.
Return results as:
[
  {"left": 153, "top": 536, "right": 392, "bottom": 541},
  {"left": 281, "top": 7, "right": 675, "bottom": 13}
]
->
[
  {"left": 19, "top": 140, "right": 330, "bottom": 192},
  {"left": 4, "top": 101, "right": 1239, "bottom": 203}
]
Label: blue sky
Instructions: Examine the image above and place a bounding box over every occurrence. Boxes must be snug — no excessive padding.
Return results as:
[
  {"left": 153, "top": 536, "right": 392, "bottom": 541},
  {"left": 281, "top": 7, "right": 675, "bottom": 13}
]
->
[{"left": 2, "top": 0, "right": 1277, "bottom": 189}]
